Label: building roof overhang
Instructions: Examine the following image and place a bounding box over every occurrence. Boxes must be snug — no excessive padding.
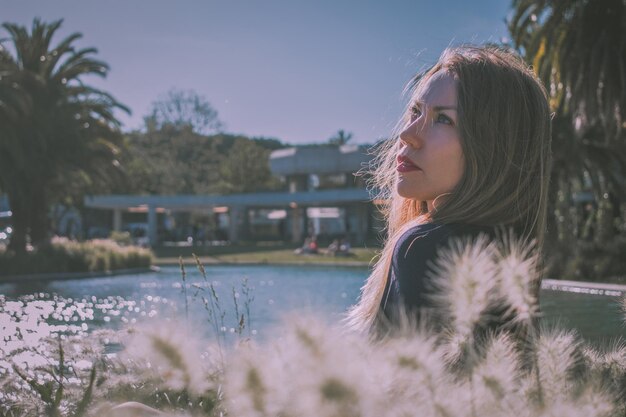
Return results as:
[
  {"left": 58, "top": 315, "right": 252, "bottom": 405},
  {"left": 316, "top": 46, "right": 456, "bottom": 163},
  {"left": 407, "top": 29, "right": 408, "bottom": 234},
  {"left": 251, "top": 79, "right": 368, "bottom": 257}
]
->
[
  {"left": 84, "top": 188, "right": 373, "bottom": 211},
  {"left": 270, "top": 145, "right": 373, "bottom": 176}
]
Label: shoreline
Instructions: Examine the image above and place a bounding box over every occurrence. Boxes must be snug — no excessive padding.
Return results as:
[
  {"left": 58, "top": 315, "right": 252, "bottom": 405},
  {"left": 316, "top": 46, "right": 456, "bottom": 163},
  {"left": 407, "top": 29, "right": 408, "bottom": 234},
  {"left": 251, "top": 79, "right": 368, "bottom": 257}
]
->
[
  {"left": 0, "top": 266, "right": 160, "bottom": 284},
  {"left": 1, "top": 259, "right": 625, "bottom": 297},
  {"left": 154, "top": 256, "right": 372, "bottom": 268}
]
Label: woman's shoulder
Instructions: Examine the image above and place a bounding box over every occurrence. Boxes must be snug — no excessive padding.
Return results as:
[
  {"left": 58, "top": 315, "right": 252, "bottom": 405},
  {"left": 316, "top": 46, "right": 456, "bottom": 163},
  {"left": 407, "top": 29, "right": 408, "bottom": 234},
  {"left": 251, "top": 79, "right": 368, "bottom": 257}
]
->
[
  {"left": 398, "top": 221, "right": 495, "bottom": 241},
  {"left": 395, "top": 222, "right": 496, "bottom": 259},
  {"left": 395, "top": 222, "right": 448, "bottom": 250}
]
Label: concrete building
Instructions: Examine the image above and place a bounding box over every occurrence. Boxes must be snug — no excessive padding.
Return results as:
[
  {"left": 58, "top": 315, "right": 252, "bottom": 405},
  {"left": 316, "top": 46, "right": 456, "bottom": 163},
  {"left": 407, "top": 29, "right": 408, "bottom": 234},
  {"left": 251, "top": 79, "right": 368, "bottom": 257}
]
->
[{"left": 84, "top": 144, "right": 381, "bottom": 246}]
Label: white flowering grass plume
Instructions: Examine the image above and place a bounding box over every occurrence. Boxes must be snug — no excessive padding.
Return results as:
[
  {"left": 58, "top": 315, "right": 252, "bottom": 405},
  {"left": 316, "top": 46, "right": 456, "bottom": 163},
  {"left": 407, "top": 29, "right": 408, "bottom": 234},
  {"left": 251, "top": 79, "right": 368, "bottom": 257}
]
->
[
  {"left": 534, "top": 328, "right": 581, "bottom": 403},
  {"left": 376, "top": 332, "right": 464, "bottom": 417},
  {"left": 5, "top": 235, "right": 626, "bottom": 417},
  {"left": 426, "top": 232, "right": 501, "bottom": 401},
  {"left": 496, "top": 233, "right": 541, "bottom": 325},
  {"left": 223, "top": 314, "right": 620, "bottom": 417},
  {"left": 225, "top": 314, "right": 382, "bottom": 417},
  {"left": 428, "top": 235, "right": 499, "bottom": 344},
  {"left": 581, "top": 340, "right": 626, "bottom": 413},
  {"left": 87, "top": 321, "right": 225, "bottom": 417},
  {"left": 225, "top": 317, "right": 463, "bottom": 417},
  {"left": 120, "top": 321, "right": 219, "bottom": 397},
  {"left": 471, "top": 333, "right": 525, "bottom": 414}
]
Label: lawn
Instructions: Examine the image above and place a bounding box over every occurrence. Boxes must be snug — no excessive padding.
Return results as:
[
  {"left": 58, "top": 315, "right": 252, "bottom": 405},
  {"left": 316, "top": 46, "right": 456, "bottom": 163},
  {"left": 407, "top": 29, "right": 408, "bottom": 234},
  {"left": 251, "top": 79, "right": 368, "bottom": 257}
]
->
[{"left": 154, "top": 246, "right": 379, "bottom": 267}]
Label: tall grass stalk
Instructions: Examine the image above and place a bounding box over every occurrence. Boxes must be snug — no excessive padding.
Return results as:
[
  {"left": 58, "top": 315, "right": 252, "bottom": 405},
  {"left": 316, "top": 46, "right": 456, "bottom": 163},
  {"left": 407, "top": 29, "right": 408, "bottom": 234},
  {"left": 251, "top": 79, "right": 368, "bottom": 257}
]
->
[
  {"left": 232, "top": 286, "right": 243, "bottom": 336},
  {"left": 191, "top": 253, "right": 225, "bottom": 365},
  {"left": 241, "top": 277, "right": 254, "bottom": 338},
  {"left": 178, "top": 256, "right": 189, "bottom": 324},
  {"left": 187, "top": 255, "right": 255, "bottom": 362}
]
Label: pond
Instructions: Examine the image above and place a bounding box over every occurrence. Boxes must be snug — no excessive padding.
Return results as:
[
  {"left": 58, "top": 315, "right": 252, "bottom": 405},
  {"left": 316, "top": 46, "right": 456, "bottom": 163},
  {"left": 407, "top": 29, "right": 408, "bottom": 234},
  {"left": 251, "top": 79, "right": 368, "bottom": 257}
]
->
[{"left": 1, "top": 265, "right": 624, "bottom": 351}]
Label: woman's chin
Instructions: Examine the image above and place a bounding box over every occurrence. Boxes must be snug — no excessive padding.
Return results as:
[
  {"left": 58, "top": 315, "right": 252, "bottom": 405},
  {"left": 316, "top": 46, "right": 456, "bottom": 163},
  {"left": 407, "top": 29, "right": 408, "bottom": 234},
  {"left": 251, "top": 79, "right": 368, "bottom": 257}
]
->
[{"left": 396, "top": 185, "right": 423, "bottom": 200}]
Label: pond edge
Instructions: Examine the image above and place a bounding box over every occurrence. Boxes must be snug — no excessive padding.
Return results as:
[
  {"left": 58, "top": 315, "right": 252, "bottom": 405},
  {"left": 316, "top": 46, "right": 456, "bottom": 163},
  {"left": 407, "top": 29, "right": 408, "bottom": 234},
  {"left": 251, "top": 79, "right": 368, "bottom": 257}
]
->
[{"left": 0, "top": 266, "right": 160, "bottom": 284}]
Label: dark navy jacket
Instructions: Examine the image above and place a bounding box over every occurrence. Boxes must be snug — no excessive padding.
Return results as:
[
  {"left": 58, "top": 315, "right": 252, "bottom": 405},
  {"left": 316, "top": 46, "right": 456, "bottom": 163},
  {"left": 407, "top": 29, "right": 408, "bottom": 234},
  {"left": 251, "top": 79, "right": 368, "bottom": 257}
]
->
[{"left": 379, "top": 222, "right": 496, "bottom": 325}]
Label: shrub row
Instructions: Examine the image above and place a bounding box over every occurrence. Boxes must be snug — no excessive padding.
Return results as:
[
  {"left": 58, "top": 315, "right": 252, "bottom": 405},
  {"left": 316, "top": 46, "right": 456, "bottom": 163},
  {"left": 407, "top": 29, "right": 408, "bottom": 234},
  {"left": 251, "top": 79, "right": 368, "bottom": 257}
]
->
[
  {"left": 0, "top": 237, "right": 153, "bottom": 276},
  {"left": 545, "top": 236, "right": 626, "bottom": 283}
]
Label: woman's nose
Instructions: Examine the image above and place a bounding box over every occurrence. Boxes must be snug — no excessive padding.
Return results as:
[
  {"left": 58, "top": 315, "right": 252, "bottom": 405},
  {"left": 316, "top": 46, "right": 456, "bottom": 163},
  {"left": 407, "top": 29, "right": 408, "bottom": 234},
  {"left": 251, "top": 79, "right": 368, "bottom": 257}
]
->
[{"left": 399, "top": 119, "right": 425, "bottom": 148}]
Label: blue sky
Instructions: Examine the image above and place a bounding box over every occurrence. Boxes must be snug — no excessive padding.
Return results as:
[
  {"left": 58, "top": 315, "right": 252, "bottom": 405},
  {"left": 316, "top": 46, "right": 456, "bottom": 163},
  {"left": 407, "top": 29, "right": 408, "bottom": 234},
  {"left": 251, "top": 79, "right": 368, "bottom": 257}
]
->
[{"left": 4, "top": 0, "right": 512, "bottom": 144}]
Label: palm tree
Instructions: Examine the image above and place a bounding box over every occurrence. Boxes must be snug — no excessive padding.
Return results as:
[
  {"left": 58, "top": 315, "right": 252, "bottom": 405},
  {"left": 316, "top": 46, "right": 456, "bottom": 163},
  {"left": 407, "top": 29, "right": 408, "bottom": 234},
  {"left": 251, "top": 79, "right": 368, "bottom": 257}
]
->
[
  {"left": 0, "top": 18, "right": 129, "bottom": 253},
  {"left": 508, "top": 0, "right": 626, "bottom": 277},
  {"left": 508, "top": 0, "right": 625, "bottom": 142},
  {"left": 328, "top": 129, "right": 353, "bottom": 145}
]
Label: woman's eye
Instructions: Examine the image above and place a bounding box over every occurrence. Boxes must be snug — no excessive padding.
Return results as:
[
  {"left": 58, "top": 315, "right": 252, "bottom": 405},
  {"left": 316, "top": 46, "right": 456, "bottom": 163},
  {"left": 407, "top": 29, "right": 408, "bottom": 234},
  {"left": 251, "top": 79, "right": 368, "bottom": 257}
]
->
[
  {"left": 410, "top": 105, "right": 422, "bottom": 120},
  {"left": 436, "top": 113, "right": 453, "bottom": 125}
]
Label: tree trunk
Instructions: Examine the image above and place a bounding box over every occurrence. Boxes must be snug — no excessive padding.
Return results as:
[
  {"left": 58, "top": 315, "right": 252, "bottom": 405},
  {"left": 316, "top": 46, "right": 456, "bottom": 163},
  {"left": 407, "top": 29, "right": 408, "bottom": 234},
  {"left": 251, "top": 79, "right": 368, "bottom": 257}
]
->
[
  {"left": 29, "top": 184, "right": 50, "bottom": 247},
  {"left": 6, "top": 190, "right": 28, "bottom": 255}
]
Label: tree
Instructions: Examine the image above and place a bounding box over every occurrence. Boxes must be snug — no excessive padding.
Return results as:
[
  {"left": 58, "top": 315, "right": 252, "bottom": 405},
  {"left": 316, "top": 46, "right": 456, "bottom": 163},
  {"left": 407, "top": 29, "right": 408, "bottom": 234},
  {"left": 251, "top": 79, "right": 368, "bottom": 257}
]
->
[
  {"left": 145, "top": 88, "right": 222, "bottom": 135},
  {"left": 328, "top": 129, "right": 353, "bottom": 145},
  {"left": 509, "top": 0, "right": 624, "bottom": 142},
  {"left": 0, "top": 18, "right": 129, "bottom": 253},
  {"left": 218, "top": 138, "right": 279, "bottom": 193},
  {"left": 508, "top": 0, "right": 626, "bottom": 201},
  {"left": 119, "top": 131, "right": 285, "bottom": 196},
  {"left": 508, "top": 0, "right": 626, "bottom": 278}
]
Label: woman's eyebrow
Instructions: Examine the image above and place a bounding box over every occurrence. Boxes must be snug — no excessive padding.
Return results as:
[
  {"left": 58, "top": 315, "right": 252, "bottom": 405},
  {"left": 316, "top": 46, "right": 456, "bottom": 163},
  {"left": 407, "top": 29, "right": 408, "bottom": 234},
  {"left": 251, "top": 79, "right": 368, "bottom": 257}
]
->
[
  {"left": 413, "top": 101, "right": 457, "bottom": 111},
  {"left": 432, "top": 105, "right": 457, "bottom": 111}
]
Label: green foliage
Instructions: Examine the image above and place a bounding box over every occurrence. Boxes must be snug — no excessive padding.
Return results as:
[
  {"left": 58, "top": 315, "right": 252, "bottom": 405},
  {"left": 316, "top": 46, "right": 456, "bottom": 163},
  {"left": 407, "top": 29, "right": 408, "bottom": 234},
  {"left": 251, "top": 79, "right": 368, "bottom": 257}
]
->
[
  {"left": 508, "top": 0, "right": 624, "bottom": 141},
  {"left": 108, "top": 231, "right": 133, "bottom": 246},
  {"left": 117, "top": 130, "right": 285, "bottom": 195},
  {"left": 508, "top": 0, "right": 626, "bottom": 281},
  {"left": 0, "top": 237, "right": 152, "bottom": 276},
  {"left": 0, "top": 18, "right": 128, "bottom": 253},
  {"left": 218, "top": 138, "right": 281, "bottom": 193},
  {"left": 546, "top": 236, "right": 626, "bottom": 283}
]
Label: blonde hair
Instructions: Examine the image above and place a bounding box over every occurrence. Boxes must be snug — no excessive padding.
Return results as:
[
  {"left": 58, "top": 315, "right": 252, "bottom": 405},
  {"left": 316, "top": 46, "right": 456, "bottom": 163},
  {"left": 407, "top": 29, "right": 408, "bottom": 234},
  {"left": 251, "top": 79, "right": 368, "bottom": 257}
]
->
[{"left": 346, "top": 45, "right": 553, "bottom": 333}]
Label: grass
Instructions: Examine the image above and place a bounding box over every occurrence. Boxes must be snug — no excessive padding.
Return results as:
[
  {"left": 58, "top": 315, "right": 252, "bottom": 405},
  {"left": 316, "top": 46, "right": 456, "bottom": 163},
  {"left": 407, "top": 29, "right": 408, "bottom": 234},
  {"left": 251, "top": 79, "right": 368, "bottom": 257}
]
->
[
  {"left": 154, "top": 246, "right": 379, "bottom": 266},
  {"left": 4, "top": 237, "right": 626, "bottom": 416}
]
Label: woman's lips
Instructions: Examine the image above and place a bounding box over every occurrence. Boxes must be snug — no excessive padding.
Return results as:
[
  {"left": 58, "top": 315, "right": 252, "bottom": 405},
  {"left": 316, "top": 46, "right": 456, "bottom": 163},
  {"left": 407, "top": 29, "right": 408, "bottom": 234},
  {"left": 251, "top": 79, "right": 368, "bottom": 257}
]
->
[{"left": 396, "top": 155, "right": 421, "bottom": 173}]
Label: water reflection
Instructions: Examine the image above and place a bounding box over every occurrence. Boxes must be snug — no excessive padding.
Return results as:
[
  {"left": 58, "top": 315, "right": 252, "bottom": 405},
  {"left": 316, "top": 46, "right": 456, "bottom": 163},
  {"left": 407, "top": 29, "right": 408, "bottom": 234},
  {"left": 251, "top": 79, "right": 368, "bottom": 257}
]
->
[
  {"left": 0, "top": 291, "right": 176, "bottom": 358},
  {"left": 1, "top": 266, "right": 625, "bottom": 357}
]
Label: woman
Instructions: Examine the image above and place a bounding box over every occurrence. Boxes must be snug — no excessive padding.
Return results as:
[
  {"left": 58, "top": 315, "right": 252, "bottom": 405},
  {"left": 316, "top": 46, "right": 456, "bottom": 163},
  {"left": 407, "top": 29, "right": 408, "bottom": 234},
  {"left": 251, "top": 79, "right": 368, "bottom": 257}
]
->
[{"left": 346, "top": 45, "right": 552, "bottom": 334}]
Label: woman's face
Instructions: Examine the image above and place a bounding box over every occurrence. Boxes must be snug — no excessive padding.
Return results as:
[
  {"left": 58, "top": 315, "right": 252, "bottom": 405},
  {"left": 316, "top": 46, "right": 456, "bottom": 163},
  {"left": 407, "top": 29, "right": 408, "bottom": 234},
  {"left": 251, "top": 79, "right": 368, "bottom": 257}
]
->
[{"left": 396, "top": 70, "right": 464, "bottom": 211}]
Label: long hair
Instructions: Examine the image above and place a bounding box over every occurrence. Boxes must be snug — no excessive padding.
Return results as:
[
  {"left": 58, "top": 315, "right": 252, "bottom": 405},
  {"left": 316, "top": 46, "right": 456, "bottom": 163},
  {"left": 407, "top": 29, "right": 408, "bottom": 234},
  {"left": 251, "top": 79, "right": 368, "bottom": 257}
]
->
[{"left": 346, "top": 45, "right": 553, "bottom": 332}]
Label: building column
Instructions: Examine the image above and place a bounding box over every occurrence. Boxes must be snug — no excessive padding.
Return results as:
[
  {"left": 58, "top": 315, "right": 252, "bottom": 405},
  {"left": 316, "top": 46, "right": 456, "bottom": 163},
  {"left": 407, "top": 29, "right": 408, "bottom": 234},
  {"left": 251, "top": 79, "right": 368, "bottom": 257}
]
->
[
  {"left": 228, "top": 205, "right": 242, "bottom": 243},
  {"left": 291, "top": 206, "right": 304, "bottom": 243},
  {"left": 147, "top": 205, "right": 157, "bottom": 247},
  {"left": 113, "top": 209, "right": 122, "bottom": 232},
  {"left": 355, "top": 203, "right": 368, "bottom": 245}
]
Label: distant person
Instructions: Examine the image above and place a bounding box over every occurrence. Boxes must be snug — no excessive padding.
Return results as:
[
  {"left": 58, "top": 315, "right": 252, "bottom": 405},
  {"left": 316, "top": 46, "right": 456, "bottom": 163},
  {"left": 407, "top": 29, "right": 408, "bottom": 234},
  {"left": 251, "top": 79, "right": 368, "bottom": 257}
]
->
[
  {"left": 337, "top": 237, "right": 352, "bottom": 257},
  {"left": 326, "top": 238, "right": 340, "bottom": 256},
  {"left": 345, "top": 45, "right": 552, "bottom": 335},
  {"left": 294, "top": 236, "right": 318, "bottom": 255}
]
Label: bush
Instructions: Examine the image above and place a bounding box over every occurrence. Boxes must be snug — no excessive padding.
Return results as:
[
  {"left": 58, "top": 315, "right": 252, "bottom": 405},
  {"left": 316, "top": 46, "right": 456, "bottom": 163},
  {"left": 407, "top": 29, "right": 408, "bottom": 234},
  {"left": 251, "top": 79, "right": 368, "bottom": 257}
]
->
[
  {"left": 109, "top": 231, "right": 133, "bottom": 246},
  {"left": 0, "top": 237, "right": 153, "bottom": 276},
  {"left": 545, "top": 236, "right": 626, "bottom": 283}
]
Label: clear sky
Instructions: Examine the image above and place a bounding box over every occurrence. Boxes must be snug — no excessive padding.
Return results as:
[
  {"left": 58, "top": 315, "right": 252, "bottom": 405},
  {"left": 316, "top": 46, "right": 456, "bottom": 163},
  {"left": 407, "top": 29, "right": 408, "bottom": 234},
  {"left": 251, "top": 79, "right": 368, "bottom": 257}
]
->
[{"left": 3, "top": 0, "right": 512, "bottom": 144}]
